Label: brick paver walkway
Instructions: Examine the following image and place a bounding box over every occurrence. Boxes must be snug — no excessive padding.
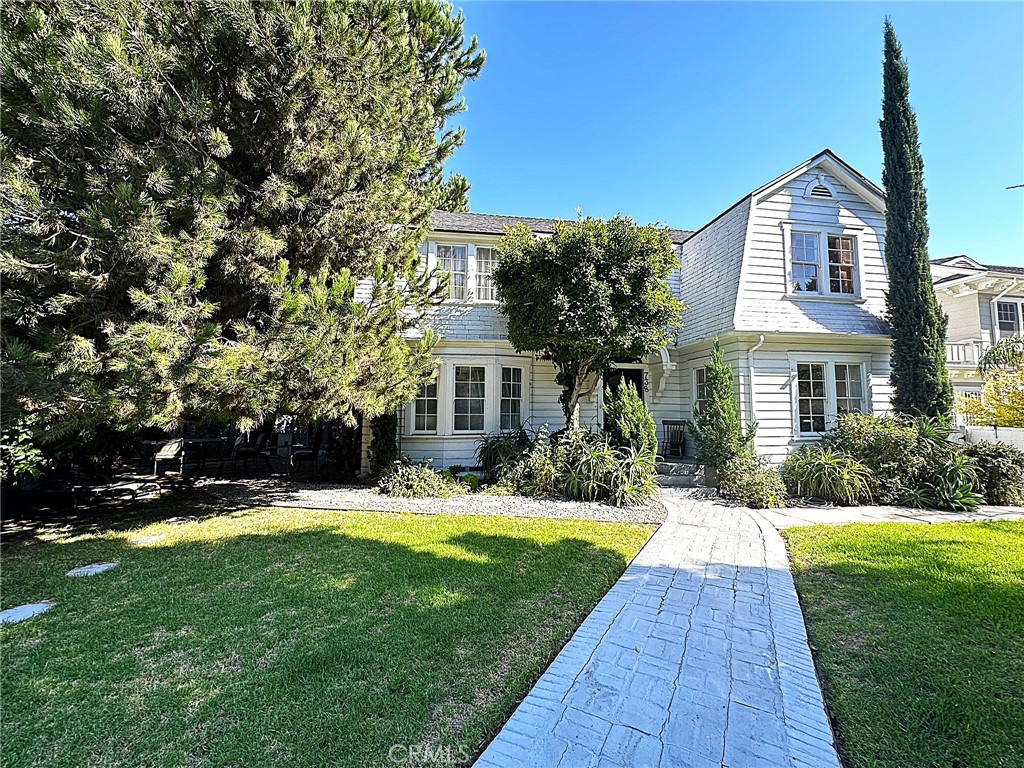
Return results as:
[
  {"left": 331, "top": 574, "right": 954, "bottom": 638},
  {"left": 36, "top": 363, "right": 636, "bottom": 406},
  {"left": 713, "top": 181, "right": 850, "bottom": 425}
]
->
[
  {"left": 474, "top": 493, "right": 839, "bottom": 768},
  {"left": 759, "top": 502, "right": 1024, "bottom": 528}
]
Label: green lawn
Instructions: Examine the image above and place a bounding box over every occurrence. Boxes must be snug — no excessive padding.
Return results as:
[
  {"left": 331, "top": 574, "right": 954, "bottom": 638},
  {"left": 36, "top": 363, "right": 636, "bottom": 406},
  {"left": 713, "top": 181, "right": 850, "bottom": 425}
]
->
[
  {"left": 785, "top": 522, "right": 1024, "bottom": 768},
  {"left": 1, "top": 506, "right": 654, "bottom": 768}
]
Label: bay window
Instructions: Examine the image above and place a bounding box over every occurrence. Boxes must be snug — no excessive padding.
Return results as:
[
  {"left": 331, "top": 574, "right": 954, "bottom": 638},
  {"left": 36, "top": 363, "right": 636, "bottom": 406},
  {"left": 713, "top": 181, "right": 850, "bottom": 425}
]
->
[
  {"left": 500, "top": 367, "right": 523, "bottom": 429},
  {"left": 413, "top": 381, "right": 438, "bottom": 433},
  {"left": 453, "top": 366, "right": 486, "bottom": 432}
]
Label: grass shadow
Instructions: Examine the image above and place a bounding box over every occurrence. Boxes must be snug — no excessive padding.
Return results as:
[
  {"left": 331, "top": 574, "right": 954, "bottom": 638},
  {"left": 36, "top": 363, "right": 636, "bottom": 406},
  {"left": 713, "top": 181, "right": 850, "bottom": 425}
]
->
[{"left": 1, "top": 507, "right": 652, "bottom": 768}]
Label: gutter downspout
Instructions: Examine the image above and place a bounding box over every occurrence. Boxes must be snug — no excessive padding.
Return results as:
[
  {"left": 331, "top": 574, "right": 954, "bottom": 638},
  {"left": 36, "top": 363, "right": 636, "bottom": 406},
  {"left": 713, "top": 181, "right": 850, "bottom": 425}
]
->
[
  {"left": 746, "top": 335, "right": 766, "bottom": 433},
  {"left": 988, "top": 279, "right": 1020, "bottom": 347}
]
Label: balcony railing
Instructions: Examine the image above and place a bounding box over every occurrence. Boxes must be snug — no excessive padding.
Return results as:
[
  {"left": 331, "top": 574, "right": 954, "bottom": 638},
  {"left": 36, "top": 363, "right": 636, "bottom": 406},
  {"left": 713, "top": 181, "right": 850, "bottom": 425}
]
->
[{"left": 945, "top": 339, "right": 989, "bottom": 367}]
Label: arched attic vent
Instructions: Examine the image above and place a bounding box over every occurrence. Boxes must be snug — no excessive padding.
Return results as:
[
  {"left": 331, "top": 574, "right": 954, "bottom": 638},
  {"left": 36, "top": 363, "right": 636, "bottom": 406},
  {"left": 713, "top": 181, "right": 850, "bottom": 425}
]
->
[{"left": 803, "top": 174, "right": 837, "bottom": 200}]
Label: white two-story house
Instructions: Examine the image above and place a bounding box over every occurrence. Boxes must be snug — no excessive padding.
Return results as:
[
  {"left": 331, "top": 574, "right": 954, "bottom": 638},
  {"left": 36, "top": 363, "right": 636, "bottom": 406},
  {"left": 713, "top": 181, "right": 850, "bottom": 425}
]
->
[
  {"left": 364, "top": 149, "right": 896, "bottom": 470},
  {"left": 931, "top": 255, "right": 1024, "bottom": 397}
]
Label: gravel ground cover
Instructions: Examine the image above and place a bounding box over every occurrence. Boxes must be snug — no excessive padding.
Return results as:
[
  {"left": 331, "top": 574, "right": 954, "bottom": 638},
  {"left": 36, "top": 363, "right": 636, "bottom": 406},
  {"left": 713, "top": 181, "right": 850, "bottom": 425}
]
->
[{"left": 198, "top": 478, "right": 668, "bottom": 524}]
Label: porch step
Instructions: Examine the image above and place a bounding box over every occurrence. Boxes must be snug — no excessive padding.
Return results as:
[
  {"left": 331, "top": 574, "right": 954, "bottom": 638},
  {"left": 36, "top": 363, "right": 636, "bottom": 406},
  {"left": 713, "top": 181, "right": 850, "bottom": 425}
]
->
[
  {"left": 656, "top": 459, "right": 702, "bottom": 488},
  {"left": 656, "top": 459, "right": 699, "bottom": 476}
]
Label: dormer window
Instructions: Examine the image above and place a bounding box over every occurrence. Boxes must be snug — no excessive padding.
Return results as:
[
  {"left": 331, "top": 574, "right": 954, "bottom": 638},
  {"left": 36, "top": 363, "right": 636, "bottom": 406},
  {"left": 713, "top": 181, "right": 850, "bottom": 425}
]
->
[{"left": 802, "top": 174, "right": 837, "bottom": 200}]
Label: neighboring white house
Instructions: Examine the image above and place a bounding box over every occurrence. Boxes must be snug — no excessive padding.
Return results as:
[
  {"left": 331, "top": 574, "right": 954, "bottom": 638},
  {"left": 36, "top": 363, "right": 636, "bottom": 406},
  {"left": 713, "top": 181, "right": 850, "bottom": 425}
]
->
[
  {"left": 930, "top": 255, "right": 1024, "bottom": 397},
  {"left": 363, "top": 149, "right": 897, "bottom": 470}
]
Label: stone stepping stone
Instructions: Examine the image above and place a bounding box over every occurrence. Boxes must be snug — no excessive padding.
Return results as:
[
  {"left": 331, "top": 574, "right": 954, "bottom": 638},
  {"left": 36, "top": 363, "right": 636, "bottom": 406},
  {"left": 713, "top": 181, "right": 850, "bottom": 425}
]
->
[
  {"left": 130, "top": 535, "right": 165, "bottom": 546},
  {"left": 0, "top": 601, "right": 54, "bottom": 624},
  {"left": 66, "top": 562, "right": 119, "bottom": 577}
]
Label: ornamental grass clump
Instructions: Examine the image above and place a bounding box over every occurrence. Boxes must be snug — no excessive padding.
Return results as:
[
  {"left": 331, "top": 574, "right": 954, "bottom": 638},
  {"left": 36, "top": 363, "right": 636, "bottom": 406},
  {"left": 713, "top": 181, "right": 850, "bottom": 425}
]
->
[
  {"left": 377, "top": 461, "right": 466, "bottom": 499},
  {"left": 781, "top": 446, "right": 873, "bottom": 506},
  {"left": 482, "top": 425, "right": 658, "bottom": 507}
]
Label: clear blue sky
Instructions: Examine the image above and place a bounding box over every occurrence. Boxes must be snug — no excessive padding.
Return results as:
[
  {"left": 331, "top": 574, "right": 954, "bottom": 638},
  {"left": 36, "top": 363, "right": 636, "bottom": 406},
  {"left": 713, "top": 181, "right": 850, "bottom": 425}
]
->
[{"left": 447, "top": 2, "right": 1024, "bottom": 266}]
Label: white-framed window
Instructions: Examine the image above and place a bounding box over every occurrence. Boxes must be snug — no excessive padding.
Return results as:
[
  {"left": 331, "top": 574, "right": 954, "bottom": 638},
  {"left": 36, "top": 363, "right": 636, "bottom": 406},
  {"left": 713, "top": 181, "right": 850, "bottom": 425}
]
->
[
  {"left": 996, "top": 301, "right": 1021, "bottom": 337},
  {"left": 693, "top": 367, "right": 709, "bottom": 412},
  {"left": 783, "top": 224, "right": 861, "bottom": 298},
  {"left": 796, "top": 363, "right": 828, "bottom": 434},
  {"left": 791, "top": 232, "right": 820, "bottom": 293},
  {"left": 834, "top": 363, "right": 865, "bottom": 415},
  {"left": 413, "top": 381, "right": 438, "bottom": 433},
  {"left": 500, "top": 367, "right": 523, "bottom": 429},
  {"left": 793, "top": 359, "right": 869, "bottom": 436},
  {"left": 475, "top": 247, "right": 498, "bottom": 302},
  {"left": 453, "top": 365, "right": 486, "bottom": 432},
  {"left": 437, "top": 244, "right": 468, "bottom": 300},
  {"left": 827, "top": 235, "right": 856, "bottom": 295}
]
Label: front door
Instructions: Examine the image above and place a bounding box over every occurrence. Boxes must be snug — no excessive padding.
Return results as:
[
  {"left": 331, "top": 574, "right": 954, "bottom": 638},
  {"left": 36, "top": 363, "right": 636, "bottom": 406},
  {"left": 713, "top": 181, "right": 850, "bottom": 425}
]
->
[{"left": 604, "top": 368, "right": 645, "bottom": 404}]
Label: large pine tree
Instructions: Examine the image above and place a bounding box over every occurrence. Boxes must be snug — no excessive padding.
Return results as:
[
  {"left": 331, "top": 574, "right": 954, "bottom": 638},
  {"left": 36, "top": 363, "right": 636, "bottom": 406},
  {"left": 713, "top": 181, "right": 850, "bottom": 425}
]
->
[
  {"left": 1, "top": 1, "right": 483, "bottom": 471},
  {"left": 880, "top": 19, "right": 953, "bottom": 421}
]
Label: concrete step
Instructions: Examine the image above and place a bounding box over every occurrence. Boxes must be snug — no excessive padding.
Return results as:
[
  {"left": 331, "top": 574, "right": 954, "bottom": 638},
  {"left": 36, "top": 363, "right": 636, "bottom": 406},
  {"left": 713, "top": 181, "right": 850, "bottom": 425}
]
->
[
  {"left": 656, "top": 474, "right": 700, "bottom": 488},
  {"left": 656, "top": 460, "right": 699, "bottom": 476}
]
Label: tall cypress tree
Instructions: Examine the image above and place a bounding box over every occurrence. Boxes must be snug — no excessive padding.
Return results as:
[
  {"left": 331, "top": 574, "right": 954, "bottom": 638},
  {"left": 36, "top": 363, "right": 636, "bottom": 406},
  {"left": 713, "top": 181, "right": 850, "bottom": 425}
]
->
[{"left": 880, "top": 19, "right": 953, "bottom": 421}]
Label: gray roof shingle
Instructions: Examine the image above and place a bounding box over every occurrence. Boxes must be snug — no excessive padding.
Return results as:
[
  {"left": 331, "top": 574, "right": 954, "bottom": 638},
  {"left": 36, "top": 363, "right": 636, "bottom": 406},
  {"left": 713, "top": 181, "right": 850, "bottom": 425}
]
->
[
  {"left": 431, "top": 211, "right": 692, "bottom": 244},
  {"left": 930, "top": 255, "right": 1024, "bottom": 276}
]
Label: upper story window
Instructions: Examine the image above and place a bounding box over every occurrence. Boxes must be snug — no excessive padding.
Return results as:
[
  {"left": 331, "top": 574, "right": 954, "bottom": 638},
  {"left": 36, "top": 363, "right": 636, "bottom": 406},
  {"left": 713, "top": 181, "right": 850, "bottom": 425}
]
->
[
  {"left": 791, "top": 232, "right": 820, "bottom": 293},
  {"left": 453, "top": 365, "right": 485, "bottom": 432},
  {"left": 827, "top": 235, "right": 856, "bottom": 295},
  {"left": 437, "top": 244, "right": 468, "bottom": 300},
  {"left": 784, "top": 225, "right": 860, "bottom": 298},
  {"left": 996, "top": 301, "right": 1021, "bottom": 337},
  {"left": 475, "top": 247, "right": 498, "bottom": 301}
]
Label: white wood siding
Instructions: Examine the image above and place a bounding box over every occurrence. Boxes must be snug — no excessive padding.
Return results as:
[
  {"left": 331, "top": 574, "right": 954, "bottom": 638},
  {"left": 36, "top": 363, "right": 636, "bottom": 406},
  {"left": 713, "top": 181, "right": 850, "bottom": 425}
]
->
[
  {"left": 745, "top": 334, "right": 893, "bottom": 464},
  {"left": 734, "top": 169, "right": 890, "bottom": 336}
]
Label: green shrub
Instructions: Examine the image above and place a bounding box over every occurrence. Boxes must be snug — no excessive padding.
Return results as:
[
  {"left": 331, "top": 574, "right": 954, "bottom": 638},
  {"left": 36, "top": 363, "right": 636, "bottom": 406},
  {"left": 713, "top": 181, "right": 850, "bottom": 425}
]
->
[
  {"left": 377, "top": 461, "right": 466, "bottom": 498},
  {"left": 367, "top": 412, "right": 400, "bottom": 476},
  {"left": 495, "top": 427, "right": 560, "bottom": 497},
  {"left": 459, "top": 472, "right": 481, "bottom": 491},
  {"left": 821, "top": 413, "right": 923, "bottom": 503},
  {"left": 719, "top": 454, "right": 788, "bottom": 509},
  {"left": 477, "top": 428, "right": 532, "bottom": 474},
  {"left": 781, "top": 445, "right": 872, "bottom": 505},
  {"left": 687, "top": 340, "right": 754, "bottom": 472},
  {"left": 959, "top": 441, "right": 1024, "bottom": 505},
  {"left": 603, "top": 381, "right": 657, "bottom": 455}
]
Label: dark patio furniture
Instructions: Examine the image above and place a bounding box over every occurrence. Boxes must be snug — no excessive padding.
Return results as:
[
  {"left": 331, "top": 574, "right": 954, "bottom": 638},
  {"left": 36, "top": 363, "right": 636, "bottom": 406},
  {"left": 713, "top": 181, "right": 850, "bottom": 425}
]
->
[
  {"left": 661, "top": 420, "right": 686, "bottom": 458},
  {"left": 153, "top": 439, "right": 185, "bottom": 475}
]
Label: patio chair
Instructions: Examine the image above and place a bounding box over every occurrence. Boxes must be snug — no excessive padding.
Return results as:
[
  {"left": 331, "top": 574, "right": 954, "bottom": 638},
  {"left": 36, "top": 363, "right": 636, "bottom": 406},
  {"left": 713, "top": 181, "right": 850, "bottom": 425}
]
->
[
  {"left": 152, "top": 439, "right": 185, "bottom": 476},
  {"left": 661, "top": 420, "right": 686, "bottom": 459}
]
